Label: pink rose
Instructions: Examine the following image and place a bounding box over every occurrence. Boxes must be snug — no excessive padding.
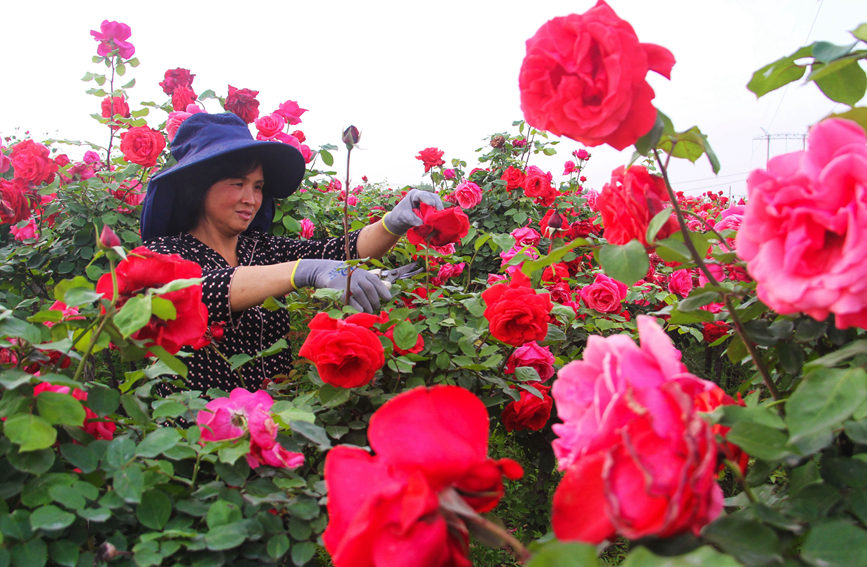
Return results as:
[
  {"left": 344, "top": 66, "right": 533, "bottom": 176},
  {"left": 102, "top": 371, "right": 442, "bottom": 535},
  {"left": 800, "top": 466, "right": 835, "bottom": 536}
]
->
[
  {"left": 510, "top": 226, "right": 542, "bottom": 248},
  {"left": 519, "top": 1, "right": 674, "bottom": 150},
  {"left": 443, "top": 168, "right": 456, "bottom": 180},
  {"left": 449, "top": 180, "right": 483, "bottom": 209},
  {"left": 432, "top": 262, "right": 465, "bottom": 286},
  {"left": 551, "top": 316, "right": 728, "bottom": 543},
  {"left": 563, "top": 160, "right": 576, "bottom": 175},
  {"left": 10, "top": 218, "right": 37, "bottom": 241},
  {"left": 505, "top": 341, "right": 555, "bottom": 381},
  {"left": 667, "top": 269, "right": 693, "bottom": 298},
  {"left": 579, "top": 273, "right": 626, "bottom": 313},
  {"left": 737, "top": 118, "right": 867, "bottom": 329},
  {"left": 83, "top": 151, "right": 101, "bottom": 164},
  {"left": 255, "top": 113, "right": 287, "bottom": 138},
  {"left": 275, "top": 99, "right": 307, "bottom": 125},
  {"left": 166, "top": 111, "right": 193, "bottom": 142},
  {"left": 300, "top": 218, "right": 315, "bottom": 239},
  {"left": 90, "top": 20, "right": 135, "bottom": 59}
]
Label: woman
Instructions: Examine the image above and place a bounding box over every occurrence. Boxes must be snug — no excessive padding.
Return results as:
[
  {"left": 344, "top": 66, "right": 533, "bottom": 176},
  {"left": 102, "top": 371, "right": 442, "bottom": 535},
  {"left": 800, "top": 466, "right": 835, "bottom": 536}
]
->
[{"left": 141, "top": 112, "right": 441, "bottom": 392}]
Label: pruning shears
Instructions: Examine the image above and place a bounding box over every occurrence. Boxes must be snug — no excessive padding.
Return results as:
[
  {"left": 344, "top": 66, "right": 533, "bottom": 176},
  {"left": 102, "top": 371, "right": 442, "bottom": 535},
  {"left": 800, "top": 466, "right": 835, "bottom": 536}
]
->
[{"left": 369, "top": 262, "right": 424, "bottom": 288}]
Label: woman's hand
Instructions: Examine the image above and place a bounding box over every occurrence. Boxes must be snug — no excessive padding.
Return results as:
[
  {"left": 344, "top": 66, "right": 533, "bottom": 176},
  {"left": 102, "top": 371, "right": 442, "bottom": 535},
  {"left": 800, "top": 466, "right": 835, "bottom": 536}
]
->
[
  {"left": 291, "top": 259, "right": 391, "bottom": 313},
  {"left": 381, "top": 189, "right": 444, "bottom": 235}
]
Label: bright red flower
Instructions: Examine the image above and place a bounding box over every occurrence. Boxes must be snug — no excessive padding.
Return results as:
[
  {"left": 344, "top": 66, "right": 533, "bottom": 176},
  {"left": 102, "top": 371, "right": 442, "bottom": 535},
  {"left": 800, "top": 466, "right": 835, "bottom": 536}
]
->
[
  {"left": 100, "top": 96, "right": 130, "bottom": 130},
  {"left": 502, "top": 382, "right": 553, "bottom": 432},
  {"left": 171, "top": 86, "right": 197, "bottom": 111},
  {"left": 10, "top": 140, "right": 58, "bottom": 185},
  {"left": 482, "top": 271, "right": 552, "bottom": 346},
  {"left": 323, "top": 386, "right": 522, "bottom": 566},
  {"left": 275, "top": 99, "right": 307, "bottom": 125},
  {"left": 225, "top": 85, "right": 260, "bottom": 124},
  {"left": 500, "top": 166, "right": 526, "bottom": 191},
  {"left": 0, "top": 178, "right": 33, "bottom": 224},
  {"left": 33, "top": 383, "right": 116, "bottom": 440},
  {"left": 119, "top": 126, "right": 166, "bottom": 168},
  {"left": 298, "top": 312, "right": 385, "bottom": 388},
  {"left": 96, "top": 247, "right": 209, "bottom": 354},
  {"left": 519, "top": 0, "right": 674, "bottom": 150},
  {"left": 598, "top": 165, "right": 678, "bottom": 245},
  {"left": 159, "top": 68, "right": 195, "bottom": 95},
  {"left": 407, "top": 203, "right": 470, "bottom": 247},
  {"left": 416, "top": 147, "right": 445, "bottom": 172}
]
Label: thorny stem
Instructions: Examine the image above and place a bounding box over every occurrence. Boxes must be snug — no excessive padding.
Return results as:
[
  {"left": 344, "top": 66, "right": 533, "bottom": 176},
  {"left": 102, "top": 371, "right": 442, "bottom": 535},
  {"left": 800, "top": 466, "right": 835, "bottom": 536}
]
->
[
  {"left": 343, "top": 148, "right": 353, "bottom": 307},
  {"left": 522, "top": 130, "right": 535, "bottom": 170},
  {"left": 105, "top": 55, "right": 117, "bottom": 170},
  {"left": 651, "top": 149, "right": 780, "bottom": 401},
  {"left": 72, "top": 314, "right": 110, "bottom": 383}
]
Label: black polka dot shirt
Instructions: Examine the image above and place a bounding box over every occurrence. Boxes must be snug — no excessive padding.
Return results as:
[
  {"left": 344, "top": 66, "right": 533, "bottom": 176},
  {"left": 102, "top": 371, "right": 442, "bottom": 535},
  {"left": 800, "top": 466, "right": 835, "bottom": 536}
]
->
[{"left": 146, "top": 230, "right": 361, "bottom": 393}]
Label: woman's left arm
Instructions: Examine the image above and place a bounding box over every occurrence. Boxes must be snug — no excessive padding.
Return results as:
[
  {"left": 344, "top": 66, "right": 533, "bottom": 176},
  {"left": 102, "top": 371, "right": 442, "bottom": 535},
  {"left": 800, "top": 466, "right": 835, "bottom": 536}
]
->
[{"left": 356, "top": 220, "right": 401, "bottom": 258}]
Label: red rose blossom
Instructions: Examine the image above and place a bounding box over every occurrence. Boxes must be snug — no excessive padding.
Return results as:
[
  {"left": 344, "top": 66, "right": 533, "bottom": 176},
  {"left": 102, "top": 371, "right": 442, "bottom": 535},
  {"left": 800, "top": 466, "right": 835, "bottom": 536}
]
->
[
  {"left": 482, "top": 271, "right": 552, "bottom": 346},
  {"left": 519, "top": 1, "right": 674, "bottom": 150},
  {"left": 171, "top": 86, "right": 198, "bottom": 111},
  {"left": 0, "top": 178, "right": 33, "bottom": 224},
  {"left": 298, "top": 312, "right": 385, "bottom": 388},
  {"left": 502, "top": 382, "right": 553, "bottom": 432},
  {"left": 119, "top": 126, "right": 166, "bottom": 168},
  {"left": 100, "top": 96, "right": 131, "bottom": 130},
  {"left": 10, "top": 140, "right": 58, "bottom": 185},
  {"left": 225, "top": 85, "right": 260, "bottom": 124},
  {"left": 159, "top": 68, "right": 195, "bottom": 95},
  {"left": 96, "top": 246, "right": 209, "bottom": 354},
  {"left": 415, "top": 147, "right": 445, "bottom": 172},
  {"left": 407, "top": 203, "right": 470, "bottom": 247},
  {"left": 500, "top": 166, "right": 526, "bottom": 191},
  {"left": 598, "top": 165, "right": 678, "bottom": 245}
]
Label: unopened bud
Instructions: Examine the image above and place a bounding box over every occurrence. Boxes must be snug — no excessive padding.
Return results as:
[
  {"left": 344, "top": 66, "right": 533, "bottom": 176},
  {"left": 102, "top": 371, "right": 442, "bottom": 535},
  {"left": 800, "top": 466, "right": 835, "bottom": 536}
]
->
[
  {"left": 99, "top": 225, "right": 121, "bottom": 249},
  {"left": 490, "top": 135, "right": 506, "bottom": 149},
  {"left": 342, "top": 125, "right": 360, "bottom": 149}
]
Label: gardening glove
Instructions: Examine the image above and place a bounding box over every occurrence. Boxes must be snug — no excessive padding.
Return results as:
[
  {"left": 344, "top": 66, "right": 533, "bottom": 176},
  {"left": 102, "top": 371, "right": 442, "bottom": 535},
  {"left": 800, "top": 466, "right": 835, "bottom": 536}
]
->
[
  {"left": 381, "top": 189, "right": 444, "bottom": 235},
  {"left": 291, "top": 259, "right": 392, "bottom": 313}
]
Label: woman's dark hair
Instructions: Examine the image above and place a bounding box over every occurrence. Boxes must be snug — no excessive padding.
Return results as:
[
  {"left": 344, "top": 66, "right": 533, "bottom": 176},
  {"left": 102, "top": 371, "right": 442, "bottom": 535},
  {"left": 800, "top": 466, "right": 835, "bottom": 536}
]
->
[{"left": 170, "top": 150, "right": 264, "bottom": 234}]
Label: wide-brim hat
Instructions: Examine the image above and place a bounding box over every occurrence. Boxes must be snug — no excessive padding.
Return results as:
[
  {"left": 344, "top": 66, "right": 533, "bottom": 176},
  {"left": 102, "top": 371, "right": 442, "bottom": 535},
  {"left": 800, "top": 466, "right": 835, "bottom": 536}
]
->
[{"left": 140, "top": 112, "right": 306, "bottom": 241}]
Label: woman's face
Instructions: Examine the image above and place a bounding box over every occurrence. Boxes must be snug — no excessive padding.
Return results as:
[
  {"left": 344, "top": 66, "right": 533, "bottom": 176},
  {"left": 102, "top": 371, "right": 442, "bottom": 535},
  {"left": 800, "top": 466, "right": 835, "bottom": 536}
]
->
[{"left": 199, "top": 164, "right": 265, "bottom": 236}]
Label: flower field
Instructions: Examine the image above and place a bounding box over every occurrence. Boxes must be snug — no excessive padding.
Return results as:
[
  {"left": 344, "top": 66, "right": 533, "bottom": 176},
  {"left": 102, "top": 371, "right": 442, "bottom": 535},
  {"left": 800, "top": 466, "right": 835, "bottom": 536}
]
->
[{"left": 2, "top": 5, "right": 867, "bottom": 567}]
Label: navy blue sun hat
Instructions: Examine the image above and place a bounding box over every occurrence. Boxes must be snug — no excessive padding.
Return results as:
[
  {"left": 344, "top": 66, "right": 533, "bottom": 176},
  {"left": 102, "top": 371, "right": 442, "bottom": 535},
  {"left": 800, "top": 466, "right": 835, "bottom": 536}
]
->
[{"left": 140, "top": 112, "right": 306, "bottom": 241}]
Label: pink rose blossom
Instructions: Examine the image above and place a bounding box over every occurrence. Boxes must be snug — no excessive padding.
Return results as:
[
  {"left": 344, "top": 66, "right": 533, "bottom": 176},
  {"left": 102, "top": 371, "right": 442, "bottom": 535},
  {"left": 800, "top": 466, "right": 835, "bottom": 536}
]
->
[
  {"left": 10, "top": 219, "right": 38, "bottom": 241},
  {"left": 0, "top": 147, "right": 10, "bottom": 174},
  {"left": 575, "top": 149, "right": 590, "bottom": 160},
  {"left": 697, "top": 262, "right": 725, "bottom": 288},
  {"left": 563, "top": 160, "right": 576, "bottom": 175},
  {"left": 579, "top": 273, "right": 627, "bottom": 313},
  {"left": 505, "top": 341, "right": 555, "bottom": 381},
  {"left": 44, "top": 301, "right": 82, "bottom": 327},
  {"left": 667, "top": 269, "right": 694, "bottom": 298},
  {"left": 442, "top": 168, "right": 456, "bottom": 180},
  {"left": 510, "top": 226, "right": 542, "bottom": 248},
  {"left": 449, "top": 180, "right": 483, "bottom": 209},
  {"left": 500, "top": 244, "right": 540, "bottom": 269},
  {"left": 255, "top": 113, "right": 287, "bottom": 138},
  {"left": 83, "top": 151, "right": 101, "bottom": 164},
  {"left": 90, "top": 20, "right": 135, "bottom": 59},
  {"left": 432, "top": 262, "right": 466, "bottom": 286},
  {"left": 487, "top": 273, "right": 508, "bottom": 285},
  {"left": 275, "top": 99, "right": 308, "bottom": 125},
  {"left": 300, "top": 218, "right": 315, "bottom": 238}
]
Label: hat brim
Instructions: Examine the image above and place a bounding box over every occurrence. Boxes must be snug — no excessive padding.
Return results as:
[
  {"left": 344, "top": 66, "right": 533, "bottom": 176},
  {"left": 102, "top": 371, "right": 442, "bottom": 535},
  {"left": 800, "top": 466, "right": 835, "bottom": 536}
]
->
[{"left": 141, "top": 140, "right": 306, "bottom": 242}]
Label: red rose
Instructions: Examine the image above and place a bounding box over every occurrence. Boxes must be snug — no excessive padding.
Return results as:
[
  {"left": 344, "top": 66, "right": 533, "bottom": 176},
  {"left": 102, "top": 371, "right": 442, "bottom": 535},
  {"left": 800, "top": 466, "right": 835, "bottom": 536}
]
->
[
  {"left": 407, "top": 203, "right": 470, "bottom": 247},
  {"left": 298, "top": 312, "right": 385, "bottom": 388},
  {"left": 598, "top": 165, "right": 678, "bottom": 245},
  {"left": 518, "top": 0, "right": 675, "bottom": 150},
  {"left": 10, "top": 140, "right": 58, "bottom": 185},
  {"left": 502, "top": 382, "right": 553, "bottom": 432},
  {"left": 415, "top": 147, "right": 445, "bottom": 172},
  {"left": 100, "top": 96, "right": 130, "bottom": 130},
  {"left": 702, "top": 321, "right": 730, "bottom": 343},
  {"left": 482, "top": 271, "right": 552, "bottom": 346},
  {"left": 500, "top": 166, "right": 526, "bottom": 191},
  {"left": 254, "top": 113, "right": 286, "bottom": 139},
  {"left": 523, "top": 166, "right": 558, "bottom": 206},
  {"left": 171, "top": 86, "right": 197, "bottom": 111},
  {"left": 694, "top": 385, "right": 749, "bottom": 475},
  {"left": 540, "top": 209, "right": 569, "bottom": 238},
  {"left": 119, "top": 126, "right": 166, "bottom": 167},
  {"left": 96, "top": 246, "right": 209, "bottom": 354},
  {"left": 579, "top": 273, "right": 627, "bottom": 313},
  {"left": 159, "top": 68, "right": 195, "bottom": 95},
  {"left": 225, "top": 85, "right": 260, "bottom": 124},
  {"left": 0, "top": 178, "right": 33, "bottom": 224}
]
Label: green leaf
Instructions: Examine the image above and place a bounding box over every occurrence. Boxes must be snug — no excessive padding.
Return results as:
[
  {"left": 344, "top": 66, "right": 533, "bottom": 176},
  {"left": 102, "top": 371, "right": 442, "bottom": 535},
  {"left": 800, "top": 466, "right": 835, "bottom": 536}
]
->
[
  {"left": 48, "top": 540, "right": 79, "bottom": 567},
  {"left": 147, "top": 345, "right": 188, "bottom": 378},
  {"left": 113, "top": 464, "right": 144, "bottom": 503},
  {"left": 205, "top": 522, "right": 247, "bottom": 551},
  {"left": 150, "top": 296, "right": 177, "bottom": 320},
  {"left": 678, "top": 291, "right": 721, "bottom": 312},
  {"left": 29, "top": 505, "right": 75, "bottom": 531},
  {"left": 748, "top": 45, "right": 812, "bottom": 97},
  {"left": 634, "top": 112, "right": 667, "bottom": 156},
  {"left": 318, "top": 384, "right": 351, "bottom": 409},
  {"left": 8, "top": 448, "right": 55, "bottom": 475},
  {"left": 787, "top": 368, "right": 867, "bottom": 443},
  {"left": 646, "top": 207, "right": 675, "bottom": 244},
  {"left": 811, "top": 59, "right": 867, "bottom": 106},
  {"left": 291, "top": 420, "right": 331, "bottom": 449},
  {"left": 598, "top": 240, "right": 649, "bottom": 287},
  {"left": 802, "top": 521, "right": 867, "bottom": 567},
  {"left": 291, "top": 541, "right": 317, "bottom": 567},
  {"left": 10, "top": 538, "right": 47, "bottom": 567},
  {"left": 0, "top": 370, "right": 35, "bottom": 391},
  {"left": 726, "top": 421, "right": 791, "bottom": 461},
  {"left": 392, "top": 321, "right": 418, "bottom": 350},
  {"left": 658, "top": 125, "right": 721, "bottom": 173},
  {"left": 59, "top": 443, "right": 97, "bottom": 473},
  {"left": 3, "top": 415, "right": 56, "bottom": 452},
  {"left": 135, "top": 428, "right": 181, "bottom": 458},
  {"left": 853, "top": 24, "right": 867, "bottom": 42},
  {"left": 85, "top": 385, "right": 120, "bottom": 416},
  {"left": 525, "top": 541, "right": 599, "bottom": 567},
  {"left": 622, "top": 546, "right": 742, "bottom": 567},
  {"left": 136, "top": 489, "right": 171, "bottom": 530},
  {"left": 207, "top": 500, "right": 242, "bottom": 529},
  {"left": 812, "top": 41, "right": 858, "bottom": 63},
  {"left": 113, "top": 294, "right": 152, "bottom": 338},
  {"left": 150, "top": 277, "right": 202, "bottom": 295},
  {"left": 521, "top": 238, "right": 589, "bottom": 277},
  {"left": 702, "top": 516, "right": 782, "bottom": 566},
  {"left": 320, "top": 149, "right": 334, "bottom": 166},
  {"left": 36, "top": 392, "right": 85, "bottom": 426}
]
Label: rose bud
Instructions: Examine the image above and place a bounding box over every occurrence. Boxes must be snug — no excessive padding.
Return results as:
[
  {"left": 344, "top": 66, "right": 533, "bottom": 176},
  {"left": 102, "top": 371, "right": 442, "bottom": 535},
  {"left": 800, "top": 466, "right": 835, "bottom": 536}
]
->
[
  {"left": 342, "top": 125, "right": 360, "bottom": 149},
  {"left": 98, "top": 225, "right": 121, "bottom": 249}
]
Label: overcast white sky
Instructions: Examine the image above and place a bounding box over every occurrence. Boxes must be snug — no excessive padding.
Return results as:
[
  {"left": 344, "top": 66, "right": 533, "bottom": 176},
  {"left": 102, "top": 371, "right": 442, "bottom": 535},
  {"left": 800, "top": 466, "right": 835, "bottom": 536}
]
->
[{"left": 3, "top": 0, "right": 865, "bottom": 196}]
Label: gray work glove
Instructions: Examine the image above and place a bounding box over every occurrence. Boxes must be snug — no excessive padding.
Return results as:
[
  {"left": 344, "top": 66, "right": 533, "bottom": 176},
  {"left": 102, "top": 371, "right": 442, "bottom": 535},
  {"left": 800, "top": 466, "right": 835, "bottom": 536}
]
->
[
  {"left": 291, "top": 259, "right": 391, "bottom": 313},
  {"left": 381, "top": 189, "right": 444, "bottom": 235}
]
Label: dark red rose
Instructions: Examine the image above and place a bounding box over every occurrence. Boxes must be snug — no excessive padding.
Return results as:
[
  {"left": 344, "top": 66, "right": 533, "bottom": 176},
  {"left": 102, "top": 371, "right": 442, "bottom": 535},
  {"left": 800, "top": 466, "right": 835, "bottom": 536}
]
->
[
  {"left": 598, "top": 165, "right": 678, "bottom": 245},
  {"left": 500, "top": 166, "right": 526, "bottom": 191},
  {"left": 695, "top": 385, "right": 749, "bottom": 475},
  {"left": 415, "top": 147, "right": 445, "bottom": 172},
  {"left": 119, "top": 126, "right": 166, "bottom": 167},
  {"left": 96, "top": 246, "right": 209, "bottom": 354},
  {"left": 0, "top": 178, "right": 33, "bottom": 224},
  {"left": 171, "top": 86, "right": 197, "bottom": 111},
  {"left": 502, "top": 382, "right": 553, "bottom": 432},
  {"left": 702, "top": 321, "right": 730, "bottom": 343},
  {"left": 407, "top": 203, "right": 470, "bottom": 247},
  {"left": 159, "top": 68, "right": 195, "bottom": 95},
  {"left": 518, "top": 0, "right": 675, "bottom": 150},
  {"left": 225, "top": 85, "right": 260, "bottom": 124},
  {"left": 482, "top": 271, "right": 552, "bottom": 346},
  {"left": 298, "top": 312, "right": 385, "bottom": 388},
  {"left": 10, "top": 140, "right": 58, "bottom": 185}
]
